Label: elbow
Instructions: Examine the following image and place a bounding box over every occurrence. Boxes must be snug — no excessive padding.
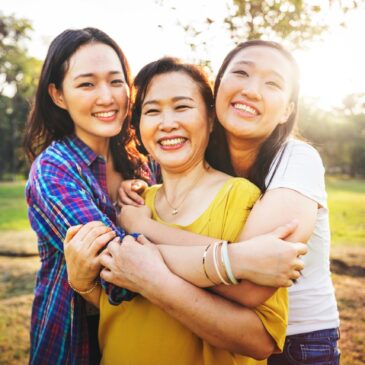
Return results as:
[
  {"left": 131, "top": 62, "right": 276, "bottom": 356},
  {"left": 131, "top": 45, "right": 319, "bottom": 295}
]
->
[{"left": 234, "top": 336, "right": 276, "bottom": 360}]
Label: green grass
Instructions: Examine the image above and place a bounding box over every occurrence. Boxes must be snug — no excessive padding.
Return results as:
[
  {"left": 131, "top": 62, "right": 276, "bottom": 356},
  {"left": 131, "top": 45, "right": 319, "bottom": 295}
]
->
[
  {"left": 327, "top": 178, "right": 365, "bottom": 245},
  {"left": 0, "top": 182, "right": 31, "bottom": 231},
  {"left": 0, "top": 178, "right": 364, "bottom": 245}
]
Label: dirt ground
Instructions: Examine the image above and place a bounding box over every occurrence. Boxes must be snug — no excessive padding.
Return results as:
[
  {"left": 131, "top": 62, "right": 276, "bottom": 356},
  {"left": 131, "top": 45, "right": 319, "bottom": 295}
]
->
[{"left": 0, "top": 232, "right": 364, "bottom": 365}]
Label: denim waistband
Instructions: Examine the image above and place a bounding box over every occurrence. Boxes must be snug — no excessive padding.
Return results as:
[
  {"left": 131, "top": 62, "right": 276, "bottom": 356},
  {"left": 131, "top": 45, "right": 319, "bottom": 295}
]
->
[{"left": 287, "top": 328, "right": 340, "bottom": 340}]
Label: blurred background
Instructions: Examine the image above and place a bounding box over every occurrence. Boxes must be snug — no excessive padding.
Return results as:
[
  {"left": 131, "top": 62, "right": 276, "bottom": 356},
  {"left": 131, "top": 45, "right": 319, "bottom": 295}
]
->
[{"left": 0, "top": 0, "right": 364, "bottom": 364}]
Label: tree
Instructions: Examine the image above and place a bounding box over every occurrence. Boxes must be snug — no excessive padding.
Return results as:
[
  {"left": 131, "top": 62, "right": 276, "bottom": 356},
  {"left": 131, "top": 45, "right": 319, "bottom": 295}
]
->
[
  {"left": 156, "top": 0, "right": 364, "bottom": 70},
  {"left": 0, "top": 13, "right": 41, "bottom": 180}
]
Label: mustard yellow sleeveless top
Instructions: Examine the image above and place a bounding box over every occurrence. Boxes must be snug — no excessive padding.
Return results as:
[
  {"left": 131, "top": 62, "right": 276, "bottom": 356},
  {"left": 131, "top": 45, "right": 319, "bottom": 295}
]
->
[{"left": 99, "top": 178, "right": 288, "bottom": 365}]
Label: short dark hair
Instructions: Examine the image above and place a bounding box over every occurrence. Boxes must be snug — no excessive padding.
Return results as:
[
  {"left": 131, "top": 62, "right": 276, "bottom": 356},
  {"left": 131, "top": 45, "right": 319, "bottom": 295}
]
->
[
  {"left": 206, "top": 40, "right": 300, "bottom": 192},
  {"left": 131, "top": 57, "right": 214, "bottom": 154},
  {"left": 24, "top": 27, "right": 145, "bottom": 179}
]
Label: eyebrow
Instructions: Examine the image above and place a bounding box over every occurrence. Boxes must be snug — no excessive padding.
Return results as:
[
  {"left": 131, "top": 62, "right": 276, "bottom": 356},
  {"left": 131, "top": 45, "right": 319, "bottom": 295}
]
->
[
  {"left": 142, "top": 96, "right": 194, "bottom": 107},
  {"left": 233, "top": 60, "right": 285, "bottom": 82},
  {"left": 73, "top": 70, "right": 123, "bottom": 81}
]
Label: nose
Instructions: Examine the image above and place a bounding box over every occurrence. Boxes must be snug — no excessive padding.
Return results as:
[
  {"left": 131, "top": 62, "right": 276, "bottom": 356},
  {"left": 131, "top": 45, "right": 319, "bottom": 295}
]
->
[
  {"left": 159, "top": 109, "right": 179, "bottom": 131},
  {"left": 96, "top": 84, "right": 114, "bottom": 105},
  {"left": 240, "top": 80, "right": 262, "bottom": 101}
]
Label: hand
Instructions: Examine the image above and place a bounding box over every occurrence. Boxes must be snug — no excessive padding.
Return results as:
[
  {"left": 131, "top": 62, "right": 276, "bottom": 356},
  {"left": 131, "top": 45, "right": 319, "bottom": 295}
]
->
[
  {"left": 232, "top": 221, "right": 307, "bottom": 288},
  {"left": 100, "top": 235, "right": 170, "bottom": 295},
  {"left": 117, "top": 204, "right": 152, "bottom": 233},
  {"left": 64, "top": 221, "right": 118, "bottom": 291},
  {"left": 118, "top": 179, "right": 147, "bottom": 207}
]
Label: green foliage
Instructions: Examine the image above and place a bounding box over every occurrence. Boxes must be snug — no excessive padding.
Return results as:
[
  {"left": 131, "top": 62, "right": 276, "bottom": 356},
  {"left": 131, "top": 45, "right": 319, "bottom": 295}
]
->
[
  {"left": 223, "top": 0, "right": 327, "bottom": 47},
  {"left": 298, "top": 98, "right": 365, "bottom": 177},
  {"left": 0, "top": 13, "right": 42, "bottom": 181}
]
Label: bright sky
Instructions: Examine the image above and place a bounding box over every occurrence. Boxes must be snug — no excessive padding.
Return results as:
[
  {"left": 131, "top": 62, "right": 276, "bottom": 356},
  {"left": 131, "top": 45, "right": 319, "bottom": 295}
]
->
[{"left": 2, "top": 0, "right": 365, "bottom": 110}]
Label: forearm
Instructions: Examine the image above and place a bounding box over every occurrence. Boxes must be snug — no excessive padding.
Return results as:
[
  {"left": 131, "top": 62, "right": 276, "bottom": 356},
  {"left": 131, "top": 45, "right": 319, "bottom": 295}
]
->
[
  {"left": 142, "top": 271, "right": 275, "bottom": 359},
  {"left": 158, "top": 243, "right": 275, "bottom": 307},
  {"left": 80, "top": 285, "right": 101, "bottom": 309},
  {"left": 134, "top": 217, "right": 215, "bottom": 246}
]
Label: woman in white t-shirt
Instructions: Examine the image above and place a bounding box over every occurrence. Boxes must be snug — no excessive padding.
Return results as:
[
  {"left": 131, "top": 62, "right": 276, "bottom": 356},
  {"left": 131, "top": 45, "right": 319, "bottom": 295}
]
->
[
  {"left": 206, "top": 40, "right": 340, "bottom": 365},
  {"left": 119, "top": 40, "right": 340, "bottom": 364}
]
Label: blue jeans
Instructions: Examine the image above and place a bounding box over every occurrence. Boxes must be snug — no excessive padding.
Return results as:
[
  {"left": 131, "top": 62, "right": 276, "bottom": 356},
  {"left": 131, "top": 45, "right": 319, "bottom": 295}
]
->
[{"left": 268, "top": 328, "right": 340, "bottom": 365}]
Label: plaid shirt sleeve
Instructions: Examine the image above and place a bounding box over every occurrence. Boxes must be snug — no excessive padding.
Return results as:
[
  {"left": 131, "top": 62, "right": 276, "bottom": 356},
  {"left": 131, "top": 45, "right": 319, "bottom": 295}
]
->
[{"left": 32, "top": 157, "right": 135, "bottom": 302}]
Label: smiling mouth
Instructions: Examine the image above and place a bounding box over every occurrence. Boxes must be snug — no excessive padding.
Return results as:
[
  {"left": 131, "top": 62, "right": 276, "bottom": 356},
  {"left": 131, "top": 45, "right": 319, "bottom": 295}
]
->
[
  {"left": 92, "top": 111, "right": 117, "bottom": 119},
  {"left": 232, "top": 103, "right": 259, "bottom": 116},
  {"left": 159, "top": 137, "right": 187, "bottom": 147}
]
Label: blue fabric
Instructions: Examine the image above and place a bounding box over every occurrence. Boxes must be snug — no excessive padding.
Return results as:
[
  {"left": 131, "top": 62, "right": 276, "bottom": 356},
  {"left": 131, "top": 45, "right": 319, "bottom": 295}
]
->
[{"left": 268, "top": 328, "right": 340, "bottom": 365}]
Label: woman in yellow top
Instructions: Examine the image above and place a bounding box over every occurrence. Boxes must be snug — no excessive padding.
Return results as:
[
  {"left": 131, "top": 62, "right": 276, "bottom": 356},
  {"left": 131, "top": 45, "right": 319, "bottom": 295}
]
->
[{"left": 64, "top": 58, "right": 306, "bottom": 364}]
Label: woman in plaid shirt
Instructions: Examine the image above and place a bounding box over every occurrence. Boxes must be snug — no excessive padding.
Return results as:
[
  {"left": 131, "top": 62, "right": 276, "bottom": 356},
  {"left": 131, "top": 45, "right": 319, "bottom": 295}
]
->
[{"left": 23, "top": 27, "right": 153, "bottom": 365}]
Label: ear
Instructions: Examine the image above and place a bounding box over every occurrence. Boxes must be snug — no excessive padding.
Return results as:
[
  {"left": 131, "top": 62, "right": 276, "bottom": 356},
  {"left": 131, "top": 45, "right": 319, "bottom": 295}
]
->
[
  {"left": 279, "top": 101, "right": 295, "bottom": 125},
  {"left": 48, "top": 83, "right": 67, "bottom": 110}
]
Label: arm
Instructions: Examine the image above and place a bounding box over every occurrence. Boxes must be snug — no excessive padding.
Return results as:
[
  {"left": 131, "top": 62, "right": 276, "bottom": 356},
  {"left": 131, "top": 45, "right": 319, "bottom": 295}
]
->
[
  {"left": 213, "top": 188, "right": 317, "bottom": 307},
  {"left": 32, "top": 159, "right": 132, "bottom": 303},
  {"left": 100, "top": 236, "right": 276, "bottom": 359}
]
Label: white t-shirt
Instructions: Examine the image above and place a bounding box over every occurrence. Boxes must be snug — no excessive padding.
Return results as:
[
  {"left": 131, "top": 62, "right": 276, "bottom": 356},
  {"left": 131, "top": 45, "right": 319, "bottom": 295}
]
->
[{"left": 266, "top": 139, "right": 340, "bottom": 335}]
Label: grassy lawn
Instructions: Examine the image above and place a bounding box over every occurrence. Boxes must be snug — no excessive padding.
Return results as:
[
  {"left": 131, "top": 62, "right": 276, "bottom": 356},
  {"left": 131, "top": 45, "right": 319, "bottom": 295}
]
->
[
  {"left": 327, "top": 178, "right": 365, "bottom": 245},
  {"left": 0, "top": 178, "right": 364, "bottom": 365},
  {"left": 0, "top": 182, "right": 31, "bottom": 231},
  {"left": 1, "top": 177, "right": 364, "bottom": 244}
]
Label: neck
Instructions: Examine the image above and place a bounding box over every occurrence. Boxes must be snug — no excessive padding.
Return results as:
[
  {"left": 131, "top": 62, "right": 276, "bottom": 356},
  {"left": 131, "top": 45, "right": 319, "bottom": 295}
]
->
[
  {"left": 226, "top": 133, "right": 261, "bottom": 178},
  {"left": 160, "top": 160, "right": 209, "bottom": 209},
  {"left": 75, "top": 131, "right": 110, "bottom": 159}
]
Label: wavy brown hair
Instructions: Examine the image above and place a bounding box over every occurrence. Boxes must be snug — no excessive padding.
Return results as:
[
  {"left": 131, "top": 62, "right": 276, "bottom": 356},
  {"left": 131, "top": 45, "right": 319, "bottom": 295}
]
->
[
  {"left": 205, "top": 40, "right": 300, "bottom": 192},
  {"left": 24, "top": 27, "right": 146, "bottom": 180}
]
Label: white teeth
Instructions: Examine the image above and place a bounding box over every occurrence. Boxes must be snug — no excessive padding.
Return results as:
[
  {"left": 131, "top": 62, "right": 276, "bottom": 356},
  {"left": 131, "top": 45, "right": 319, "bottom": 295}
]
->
[
  {"left": 160, "top": 138, "right": 186, "bottom": 146},
  {"left": 233, "top": 103, "right": 258, "bottom": 115},
  {"left": 94, "top": 111, "right": 116, "bottom": 118}
]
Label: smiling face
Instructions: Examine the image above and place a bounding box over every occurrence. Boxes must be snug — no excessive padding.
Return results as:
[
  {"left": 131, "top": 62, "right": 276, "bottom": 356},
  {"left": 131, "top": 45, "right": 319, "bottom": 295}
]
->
[
  {"left": 140, "top": 71, "right": 212, "bottom": 173},
  {"left": 48, "top": 42, "right": 130, "bottom": 151},
  {"left": 215, "top": 45, "right": 295, "bottom": 143}
]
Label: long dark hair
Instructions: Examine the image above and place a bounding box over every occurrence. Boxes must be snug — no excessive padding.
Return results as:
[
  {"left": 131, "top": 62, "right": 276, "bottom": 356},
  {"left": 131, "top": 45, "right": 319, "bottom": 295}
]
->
[
  {"left": 205, "top": 40, "right": 300, "bottom": 192},
  {"left": 131, "top": 57, "right": 214, "bottom": 154},
  {"left": 24, "top": 27, "right": 146, "bottom": 180}
]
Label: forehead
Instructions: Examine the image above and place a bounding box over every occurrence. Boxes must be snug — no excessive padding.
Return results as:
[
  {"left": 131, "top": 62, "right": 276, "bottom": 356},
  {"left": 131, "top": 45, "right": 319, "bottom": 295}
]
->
[
  {"left": 66, "top": 42, "right": 123, "bottom": 76},
  {"left": 144, "top": 71, "right": 201, "bottom": 100},
  {"left": 228, "top": 46, "right": 293, "bottom": 81}
]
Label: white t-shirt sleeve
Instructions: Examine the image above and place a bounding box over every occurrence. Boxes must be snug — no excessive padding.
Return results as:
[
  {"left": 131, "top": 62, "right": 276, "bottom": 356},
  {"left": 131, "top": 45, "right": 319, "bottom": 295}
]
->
[{"left": 266, "top": 140, "right": 327, "bottom": 209}]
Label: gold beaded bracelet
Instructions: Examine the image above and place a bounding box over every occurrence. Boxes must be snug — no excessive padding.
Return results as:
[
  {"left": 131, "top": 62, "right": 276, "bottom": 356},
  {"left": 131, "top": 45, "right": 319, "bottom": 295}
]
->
[{"left": 68, "top": 279, "right": 99, "bottom": 295}]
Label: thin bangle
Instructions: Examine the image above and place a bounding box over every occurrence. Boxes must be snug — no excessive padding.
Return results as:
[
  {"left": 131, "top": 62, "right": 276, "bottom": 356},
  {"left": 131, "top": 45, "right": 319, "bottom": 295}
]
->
[
  {"left": 68, "top": 279, "right": 99, "bottom": 295},
  {"left": 212, "top": 241, "right": 231, "bottom": 285},
  {"left": 221, "top": 241, "right": 239, "bottom": 285},
  {"left": 202, "top": 244, "right": 217, "bottom": 285}
]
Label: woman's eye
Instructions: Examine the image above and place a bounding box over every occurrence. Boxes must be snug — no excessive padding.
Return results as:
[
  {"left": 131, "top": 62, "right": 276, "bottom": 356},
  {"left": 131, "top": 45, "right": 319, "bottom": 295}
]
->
[
  {"left": 232, "top": 70, "right": 249, "bottom": 77},
  {"left": 111, "top": 79, "right": 124, "bottom": 85},
  {"left": 144, "top": 108, "right": 159, "bottom": 115},
  {"left": 266, "top": 81, "right": 282, "bottom": 89},
  {"left": 176, "top": 105, "right": 190, "bottom": 111},
  {"left": 78, "top": 82, "right": 94, "bottom": 88}
]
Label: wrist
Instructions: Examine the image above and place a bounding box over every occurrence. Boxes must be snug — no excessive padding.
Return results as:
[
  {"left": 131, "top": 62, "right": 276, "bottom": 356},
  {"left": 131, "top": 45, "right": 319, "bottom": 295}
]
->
[
  {"left": 229, "top": 243, "right": 250, "bottom": 281},
  {"left": 68, "top": 278, "right": 99, "bottom": 295},
  {"left": 140, "top": 267, "right": 177, "bottom": 302}
]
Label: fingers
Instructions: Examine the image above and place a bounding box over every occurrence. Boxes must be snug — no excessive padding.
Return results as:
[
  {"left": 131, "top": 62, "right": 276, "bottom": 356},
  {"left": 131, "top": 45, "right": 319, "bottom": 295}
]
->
[
  {"left": 131, "top": 180, "right": 147, "bottom": 195},
  {"left": 272, "top": 220, "right": 299, "bottom": 239},
  {"left": 65, "top": 225, "right": 82, "bottom": 244},
  {"left": 118, "top": 188, "right": 140, "bottom": 207},
  {"left": 136, "top": 235, "right": 153, "bottom": 245},
  {"left": 293, "top": 242, "right": 308, "bottom": 257},
  {"left": 82, "top": 225, "right": 114, "bottom": 249},
  {"left": 69, "top": 221, "right": 105, "bottom": 243},
  {"left": 100, "top": 268, "right": 113, "bottom": 282},
  {"left": 89, "top": 233, "right": 120, "bottom": 256},
  {"left": 118, "top": 180, "right": 145, "bottom": 207},
  {"left": 99, "top": 252, "right": 114, "bottom": 269}
]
